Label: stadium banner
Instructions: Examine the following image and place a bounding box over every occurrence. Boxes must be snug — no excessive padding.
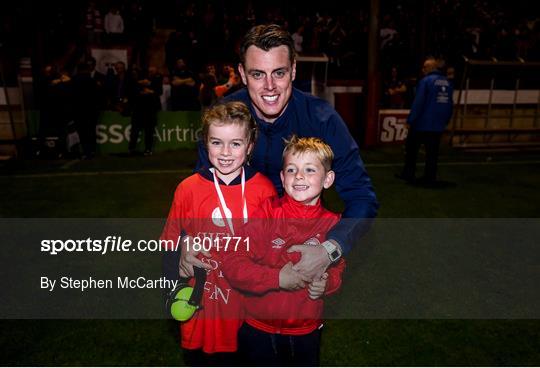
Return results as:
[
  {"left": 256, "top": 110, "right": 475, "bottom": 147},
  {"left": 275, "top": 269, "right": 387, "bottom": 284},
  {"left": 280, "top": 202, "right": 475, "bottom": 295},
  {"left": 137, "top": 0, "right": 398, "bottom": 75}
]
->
[
  {"left": 96, "top": 111, "right": 202, "bottom": 153},
  {"left": 378, "top": 109, "right": 410, "bottom": 144}
]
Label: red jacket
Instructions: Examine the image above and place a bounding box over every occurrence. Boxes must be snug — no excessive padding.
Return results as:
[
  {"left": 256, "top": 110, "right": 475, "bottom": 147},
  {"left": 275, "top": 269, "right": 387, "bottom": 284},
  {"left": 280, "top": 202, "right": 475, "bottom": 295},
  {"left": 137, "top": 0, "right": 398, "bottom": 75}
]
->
[
  {"left": 222, "top": 194, "right": 345, "bottom": 335},
  {"left": 161, "top": 167, "right": 276, "bottom": 353}
]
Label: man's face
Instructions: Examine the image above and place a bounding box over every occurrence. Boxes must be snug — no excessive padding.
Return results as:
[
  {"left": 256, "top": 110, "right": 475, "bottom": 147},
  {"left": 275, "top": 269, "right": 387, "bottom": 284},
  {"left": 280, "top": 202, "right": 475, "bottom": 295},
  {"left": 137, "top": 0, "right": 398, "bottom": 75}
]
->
[
  {"left": 176, "top": 59, "right": 187, "bottom": 70},
  {"left": 115, "top": 62, "right": 126, "bottom": 74},
  {"left": 422, "top": 60, "right": 435, "bottom": 75},
  {"left": 422, "top": 62, "right": 429, "bottom": 75},
  {"left": 238, "top": 45, "right": 296, "bottom": 123}
]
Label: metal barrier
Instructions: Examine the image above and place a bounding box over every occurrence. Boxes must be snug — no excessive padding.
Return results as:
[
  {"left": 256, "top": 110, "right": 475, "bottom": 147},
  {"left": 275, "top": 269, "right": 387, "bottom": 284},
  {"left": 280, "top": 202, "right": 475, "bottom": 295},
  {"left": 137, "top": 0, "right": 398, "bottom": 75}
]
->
[
  {"left": 450, "top": 57, "right": 540, "bottom": 149},
  {"left": 0, "top": 56, "right": 28, "bottom": 159}
]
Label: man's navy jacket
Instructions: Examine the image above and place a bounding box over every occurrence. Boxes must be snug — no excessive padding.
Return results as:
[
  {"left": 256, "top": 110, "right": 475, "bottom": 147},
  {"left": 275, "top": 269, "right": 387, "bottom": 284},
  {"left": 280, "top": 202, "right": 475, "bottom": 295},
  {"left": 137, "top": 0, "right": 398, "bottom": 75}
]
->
[
  {"left": 196, "top": 87, "right": 378, "bottom": 254},
  {"left": 407, "top": 71, "right": 454, "bottom": 132}
]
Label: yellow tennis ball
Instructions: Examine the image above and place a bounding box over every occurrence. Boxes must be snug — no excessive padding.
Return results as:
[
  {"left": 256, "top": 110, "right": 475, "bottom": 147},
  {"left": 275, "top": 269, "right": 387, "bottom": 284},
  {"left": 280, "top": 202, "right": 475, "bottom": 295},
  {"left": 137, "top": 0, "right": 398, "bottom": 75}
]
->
[{"left": 170, "top": 286, "right": 198, "bottom": 321}]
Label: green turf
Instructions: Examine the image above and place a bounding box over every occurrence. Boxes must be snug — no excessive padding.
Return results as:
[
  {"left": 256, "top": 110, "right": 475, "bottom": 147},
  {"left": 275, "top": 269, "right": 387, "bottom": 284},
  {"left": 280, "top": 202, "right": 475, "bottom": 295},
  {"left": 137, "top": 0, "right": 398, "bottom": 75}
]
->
[{"left": 1, "top": 146, "right": 539, "bottom": 366}]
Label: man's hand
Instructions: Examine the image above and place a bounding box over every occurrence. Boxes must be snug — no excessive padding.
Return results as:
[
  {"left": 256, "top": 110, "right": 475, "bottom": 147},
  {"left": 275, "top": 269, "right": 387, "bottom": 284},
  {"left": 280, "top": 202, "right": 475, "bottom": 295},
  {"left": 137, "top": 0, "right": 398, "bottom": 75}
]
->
[
  {"left": 287, "top": 244, "right": 332, "bottom": 281},
  {"left": 279, "top": 262, "right": 311, "bottom": 290},
  {"left": 308, "top": 273, "right": 328, "bottom": 300},
  {"left": 179, "top": 235, "right": 213, "bottom": 277}
]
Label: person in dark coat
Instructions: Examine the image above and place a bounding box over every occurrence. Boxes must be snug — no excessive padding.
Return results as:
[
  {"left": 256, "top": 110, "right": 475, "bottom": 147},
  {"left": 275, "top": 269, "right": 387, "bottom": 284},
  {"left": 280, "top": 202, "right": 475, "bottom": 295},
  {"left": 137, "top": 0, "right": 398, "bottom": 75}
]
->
[{"left": 397, "top": 57, "right": 454, "bottom": 185}]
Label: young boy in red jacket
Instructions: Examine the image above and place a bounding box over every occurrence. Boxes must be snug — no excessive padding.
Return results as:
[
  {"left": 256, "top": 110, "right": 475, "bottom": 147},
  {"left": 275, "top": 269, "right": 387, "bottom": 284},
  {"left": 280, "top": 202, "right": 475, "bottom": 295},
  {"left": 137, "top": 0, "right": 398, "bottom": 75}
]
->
[{"left": 222, "top": 136, "right": 345, "bottom": 366}]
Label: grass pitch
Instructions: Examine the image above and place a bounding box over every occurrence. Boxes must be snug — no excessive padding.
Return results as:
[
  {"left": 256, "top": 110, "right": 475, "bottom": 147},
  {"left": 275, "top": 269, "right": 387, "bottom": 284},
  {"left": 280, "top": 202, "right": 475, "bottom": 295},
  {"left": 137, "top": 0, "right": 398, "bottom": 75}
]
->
[{"left": 1, "top": 146, "right": 539, "bottom": 366}]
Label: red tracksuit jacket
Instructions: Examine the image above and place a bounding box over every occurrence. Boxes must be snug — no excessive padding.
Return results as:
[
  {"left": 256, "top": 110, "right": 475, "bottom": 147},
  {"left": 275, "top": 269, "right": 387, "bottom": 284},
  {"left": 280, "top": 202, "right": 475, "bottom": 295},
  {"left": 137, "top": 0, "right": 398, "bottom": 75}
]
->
[
  {"left": 222, "top": 194, "right": 345, "bottom": 335},
  {"left": 161, "top": 167, "right": 276, "bottom": 353}
]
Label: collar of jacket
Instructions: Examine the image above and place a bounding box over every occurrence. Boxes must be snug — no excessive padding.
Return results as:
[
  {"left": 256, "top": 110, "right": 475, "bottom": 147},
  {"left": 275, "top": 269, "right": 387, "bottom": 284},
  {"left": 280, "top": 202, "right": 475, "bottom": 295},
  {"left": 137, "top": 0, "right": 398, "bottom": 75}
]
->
[
  {"left": 427, "top": 70, "right": 445, "bottom": 77},
  {"left": 197, "top": 165, "right": 258, "bottom": 185},
  {"left": 280, "top": 193, "right": 324, "bottom": 218}
]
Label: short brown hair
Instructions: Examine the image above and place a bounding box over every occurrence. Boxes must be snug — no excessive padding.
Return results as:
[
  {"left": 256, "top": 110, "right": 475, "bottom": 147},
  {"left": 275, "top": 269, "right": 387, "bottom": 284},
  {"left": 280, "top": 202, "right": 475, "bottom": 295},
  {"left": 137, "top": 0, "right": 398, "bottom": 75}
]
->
[
  {"left": 201, "top": 101, "right": 257, "bottom": 146},
  {"left": 282, "top": 136, "right": 334, "bottom": 171},
  {"left": 239, "top": 24, "right": 296, "bottom": 65}
]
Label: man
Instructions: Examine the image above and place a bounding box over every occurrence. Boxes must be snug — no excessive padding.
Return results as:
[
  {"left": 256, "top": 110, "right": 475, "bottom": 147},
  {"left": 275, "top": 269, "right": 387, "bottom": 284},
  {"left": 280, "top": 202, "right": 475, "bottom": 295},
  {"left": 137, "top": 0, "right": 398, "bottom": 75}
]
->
[
  {"left": 72, "top": 62, "right": 100, "bottom": 158},
  {"left": 398, "top": 57, "right": 453, "bottom": 186},
  {"left": 129, "top": 66, "right": 163, "bottom": 155},
  {"left": 169, "top": 58, "right": 200, "bottom": 111},
  {"left": 184, "top": 24, "right": 378, "bottom": 281}
]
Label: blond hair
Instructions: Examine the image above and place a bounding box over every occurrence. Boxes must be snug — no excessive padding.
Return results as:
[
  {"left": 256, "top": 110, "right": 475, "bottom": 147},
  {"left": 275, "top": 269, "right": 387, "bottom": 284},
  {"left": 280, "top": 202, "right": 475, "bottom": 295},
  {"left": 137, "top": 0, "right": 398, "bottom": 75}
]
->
[
  {"left": 201, "top": 101, "right": 257, "bottom": 145},
  {"left": 282, "top": 136, "right": 334, "bottom": 171}
]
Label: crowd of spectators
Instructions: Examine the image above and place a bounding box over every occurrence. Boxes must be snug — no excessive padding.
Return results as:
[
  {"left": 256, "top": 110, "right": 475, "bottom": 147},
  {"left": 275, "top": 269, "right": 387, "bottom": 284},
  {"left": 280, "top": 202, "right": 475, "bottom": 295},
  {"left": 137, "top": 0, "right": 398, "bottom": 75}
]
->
[{"left": 3, "top": 0, "right": 540, "bottom": 120}]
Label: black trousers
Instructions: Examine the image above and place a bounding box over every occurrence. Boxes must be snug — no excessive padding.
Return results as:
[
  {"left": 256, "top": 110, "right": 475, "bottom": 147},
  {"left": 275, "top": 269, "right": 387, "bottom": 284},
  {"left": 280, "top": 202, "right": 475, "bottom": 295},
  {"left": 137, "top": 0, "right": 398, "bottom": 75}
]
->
[
  {"left": 75, "top": 111, "right": 99, "bottom": 156},
  {"left": 402, "top": 130, "right": 442, "bottom": 183},
  {"left": 129, "top": 113, "right": 156, "bottom": 152},
  {"left": 238, "top": 322, "right": 321, "bottom": 366}
]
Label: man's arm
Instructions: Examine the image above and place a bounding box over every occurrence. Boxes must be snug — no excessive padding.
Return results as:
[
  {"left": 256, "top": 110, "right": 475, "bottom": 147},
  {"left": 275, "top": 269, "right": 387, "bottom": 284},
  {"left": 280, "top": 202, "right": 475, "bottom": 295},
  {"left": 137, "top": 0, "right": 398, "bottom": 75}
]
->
[
  {"left": 222, "top": 220, "right": 309, "bottom": 293},
  {"left": 171, "top": 76, "right": 196, "bottom": 87},
  {"left": 291, "top": 102, "right": 378, "bottom": 279},
  {"left": 223, "top": 254, "right": 308, "bottom": 294},
  {"left": 406, "top": 78, "right": 427, "bottom": 125},
  {"left": 289, "top": 243, "right": 332, "bottom": 281},
  {"left": 325, "top": 122, "right": 378, "bottom": 254}
]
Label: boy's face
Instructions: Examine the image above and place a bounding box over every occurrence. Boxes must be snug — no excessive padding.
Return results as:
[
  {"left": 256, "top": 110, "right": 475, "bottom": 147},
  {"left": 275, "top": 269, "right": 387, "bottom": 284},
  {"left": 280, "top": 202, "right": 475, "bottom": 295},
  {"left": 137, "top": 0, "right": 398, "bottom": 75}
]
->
[
  {"left": 207, "top": 123, "right": 252, "bottom": 184},
  {"left": 280, "top": 151, "right": 335, "bottom": 206}
]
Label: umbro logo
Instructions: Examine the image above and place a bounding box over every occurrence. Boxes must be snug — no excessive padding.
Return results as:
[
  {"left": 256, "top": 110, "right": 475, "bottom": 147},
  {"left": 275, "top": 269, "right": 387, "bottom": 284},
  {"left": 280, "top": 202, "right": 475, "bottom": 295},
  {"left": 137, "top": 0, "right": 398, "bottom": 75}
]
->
[{"left": 271, "top": 238, "right": 286, "bottom": 248}]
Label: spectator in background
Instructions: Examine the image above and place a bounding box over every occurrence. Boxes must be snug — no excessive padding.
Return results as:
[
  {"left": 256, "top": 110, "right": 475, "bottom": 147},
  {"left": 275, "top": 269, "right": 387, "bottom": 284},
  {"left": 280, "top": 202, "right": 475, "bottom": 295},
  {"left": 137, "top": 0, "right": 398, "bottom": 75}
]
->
[
  {"left": 38, "top": 64, "right": 73, "bottom": 158},
  {"left": 106, "top": 61, "right": 131, "bottom": 115},
  {"left": 124, "top": 2, "right": 152, "bottom": 69},
  {"left": 397, "top": 57, "right": 453, "bottom": 187},
  {"left": 169, "top": 58, "right": 200, "bottom": 111},
  {"left": 328, "top": 18, "right": 347, "bottom": 66},
  {"left": 72, "top": 62, "right": 100, "bottom": 158},
  {"left": 214, "top": 63, "right": 242, "bottom": 98},
  {"left": 383, "top": 66, "right": 408, "bottom": 108},
  {"left": 86, "top": 57, "right": 106, "bottom": 102},
  {"left": 104, "top": 6, "right": 124, "bottom": 45},
  {"left": 292, "top": 25, "right": 304, "bottom": 53},
  {"left": 165, "top": 30, "right": 192, "bottom": 74},
  {"left": 199, "top": 63, "right": 218, "bottom": 108},
  {"left": 84, "top": 1, "right": 103, "bottom": 45},
  {"left": 129, "top": 66, "right": 163, "bottom": 155},
  {"left": 92, "top": 5, "right": 104, "bottom": 45},
  {"left": 86, "top": 57, "right": 103, "bottom": 81},
  {"left": 380, "top": 16, "right": 398, "bottom": 50}
]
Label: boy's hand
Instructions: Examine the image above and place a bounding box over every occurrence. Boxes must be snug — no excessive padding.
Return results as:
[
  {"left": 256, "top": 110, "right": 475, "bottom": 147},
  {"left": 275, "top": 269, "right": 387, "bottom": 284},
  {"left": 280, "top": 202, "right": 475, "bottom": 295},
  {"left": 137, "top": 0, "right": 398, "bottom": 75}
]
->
[
  {"left": 288, "top": 244, "right": 331, "bottom": 281},
  {"left": 179, "top": 235, "right": 213, "bottom": 277},
  {"left": 279, "top": 262, "right": 311, "bottom": 290},
  {"left": 308, "top": 273, "right": 328, "bottom": 300}
]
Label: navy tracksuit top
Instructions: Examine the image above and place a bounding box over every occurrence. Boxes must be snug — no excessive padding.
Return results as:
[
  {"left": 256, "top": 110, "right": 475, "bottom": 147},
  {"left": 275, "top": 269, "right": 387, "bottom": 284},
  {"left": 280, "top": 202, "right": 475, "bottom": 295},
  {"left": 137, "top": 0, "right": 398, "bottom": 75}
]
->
[{"left": 197, "top": 87, "right": 378, "bottom": 253}]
